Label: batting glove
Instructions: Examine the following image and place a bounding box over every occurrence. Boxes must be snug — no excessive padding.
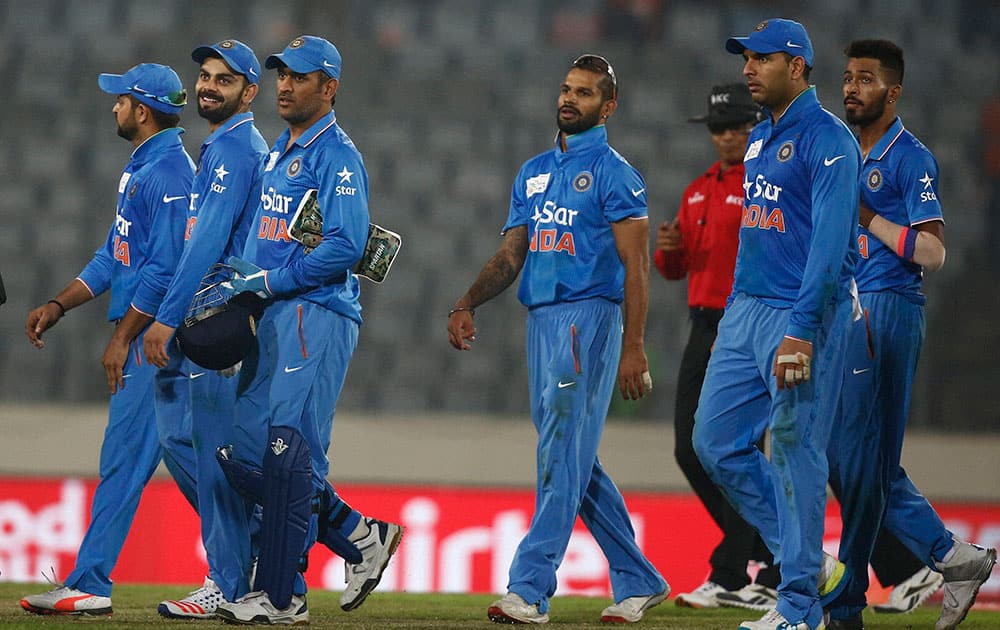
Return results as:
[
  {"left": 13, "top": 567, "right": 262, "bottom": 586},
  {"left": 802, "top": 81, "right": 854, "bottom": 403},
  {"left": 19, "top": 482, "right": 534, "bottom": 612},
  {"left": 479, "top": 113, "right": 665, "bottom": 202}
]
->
[{"left": 224, "top": 256, "right": 272, "bottom": 299}]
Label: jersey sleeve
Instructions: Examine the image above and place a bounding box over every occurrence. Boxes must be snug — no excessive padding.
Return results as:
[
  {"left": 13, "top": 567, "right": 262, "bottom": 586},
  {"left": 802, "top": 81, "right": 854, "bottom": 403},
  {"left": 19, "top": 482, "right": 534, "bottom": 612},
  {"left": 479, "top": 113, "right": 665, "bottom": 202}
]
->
[
  {"left": 266, "top": 146, "right": 370, "bottom": 295},
  {"left": 786, "top": 124, "right": 860, "bottom": 341},
  {"left": 156, "top": 144, "right": 260, "bottom": 328},
  {"left": 502, "top": 164, "right": 532, "bottom": 234},
  {"left": 601, "top": 156, "right": 647, "bottom": 223},
  {"left": 77, "top": 224, "right": 116, "bottom": 298},
  {"left": 130, "top": 168, "right": 193, "bottom": 316},
  {"left": 897, "top": 145, "right": 943, "bottom": 226}
]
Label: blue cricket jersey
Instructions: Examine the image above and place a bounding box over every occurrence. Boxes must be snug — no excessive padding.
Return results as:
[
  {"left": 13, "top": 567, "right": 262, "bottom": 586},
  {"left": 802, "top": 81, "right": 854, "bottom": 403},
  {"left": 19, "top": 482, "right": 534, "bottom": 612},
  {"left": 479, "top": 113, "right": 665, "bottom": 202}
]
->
[
  {"left": 78, "top": 128, "right": 195, "bottom": 321},
  {"left": 733, "top": 87, "right": 861, "bottom": 342},
  {"left": 242, "top": 110, "right": 369, "bottom": 324},
  {"left": 856, "top": 117, "right": 943, "bottom": 304},
  {"left": 503, "top": 125, "right": 647, "bottom": 308},
  {"left": 156, "top": 113, "right": 269, "bottom": 328}
]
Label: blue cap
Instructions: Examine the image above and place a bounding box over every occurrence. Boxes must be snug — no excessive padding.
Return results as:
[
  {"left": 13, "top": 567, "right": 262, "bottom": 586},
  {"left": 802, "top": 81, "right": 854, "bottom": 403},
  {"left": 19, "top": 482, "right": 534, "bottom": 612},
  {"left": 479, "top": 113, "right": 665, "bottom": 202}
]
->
[
  {"left": 265, "top": 35, "right": 341, "bottom": 79},
  {"left": 192, "top": 39, "right": 261, "bottom": 85},
  {"left": 726, "top": 18, "right": 814, "bottom": 67},
  {"left": 98, "top": 63, "right": 186, "bottom": 114}
]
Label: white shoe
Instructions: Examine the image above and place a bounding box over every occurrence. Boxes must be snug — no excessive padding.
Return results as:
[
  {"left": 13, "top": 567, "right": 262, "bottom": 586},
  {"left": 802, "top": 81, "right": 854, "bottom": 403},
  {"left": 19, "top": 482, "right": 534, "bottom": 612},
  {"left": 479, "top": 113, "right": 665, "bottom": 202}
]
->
[
  {"left": 934, "top": 539, "right": 997, "bottom": 630},
  {"left": 216, "top": 591, "right": 308, "bottom": 625},
  {"left": 601, "top": 589, "right": 668, "bottom": 623},
  {"left": 717, "top": 584, "right": 779, "bottom": 611},
  {"left": 818, "top": 552, "right": 846, "bottom": 597},
  {"left": 340, "top": 518, "right": 403, "bottom": 611},
  {"left": 20, "top": 585, "right": 112, "bottom": 616},
  {"left": 158, "top": 576, "right": 225, "bottom": 619},
  {"left": 739, "top": 608, "right": 819, "bottom": 630},
  {"left": 674, "top": 581, "right": 725, "bottom": 609},
  {"left": 873, "top": 566, "right": 943, "bottom": 614},
  {"left": 487, "top": 592, "right": 549, "bottom": 624}
]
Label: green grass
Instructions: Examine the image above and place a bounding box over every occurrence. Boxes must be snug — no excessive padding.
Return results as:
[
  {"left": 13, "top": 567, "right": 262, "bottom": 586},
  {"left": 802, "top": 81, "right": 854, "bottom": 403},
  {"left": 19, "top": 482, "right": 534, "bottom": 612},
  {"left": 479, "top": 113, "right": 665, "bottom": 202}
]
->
[{"left": 1, "top": 583, "right": 997, "bottom": 628}]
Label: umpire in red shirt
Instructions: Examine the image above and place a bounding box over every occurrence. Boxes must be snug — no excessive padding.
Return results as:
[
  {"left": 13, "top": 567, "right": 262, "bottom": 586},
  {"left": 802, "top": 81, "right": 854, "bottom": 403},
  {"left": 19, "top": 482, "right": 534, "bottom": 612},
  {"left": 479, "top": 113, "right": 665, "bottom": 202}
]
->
[{"left": 655, "top": 84, "right": 781, "bottom": 610}]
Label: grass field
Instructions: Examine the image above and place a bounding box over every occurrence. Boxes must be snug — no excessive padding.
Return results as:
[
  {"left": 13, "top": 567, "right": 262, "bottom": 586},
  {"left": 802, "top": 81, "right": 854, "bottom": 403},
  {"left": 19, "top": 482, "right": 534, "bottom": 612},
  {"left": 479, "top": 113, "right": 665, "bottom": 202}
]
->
[{"left": 1, "top": 583, "right": 998, "bottom": 629}]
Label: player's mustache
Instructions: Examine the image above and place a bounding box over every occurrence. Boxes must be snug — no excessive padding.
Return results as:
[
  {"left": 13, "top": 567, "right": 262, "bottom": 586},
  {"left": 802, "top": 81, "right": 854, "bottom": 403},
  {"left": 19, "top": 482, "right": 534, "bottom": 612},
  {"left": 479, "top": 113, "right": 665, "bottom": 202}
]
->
[
  {"left": 559, "top": 105, "right": 580, "bottom": 115},
  {"left": 197, "top": 90, "right": 224, "bottom": 101},
  {"left": 844, "top": 97, "right": 863, "bottom": 106}
]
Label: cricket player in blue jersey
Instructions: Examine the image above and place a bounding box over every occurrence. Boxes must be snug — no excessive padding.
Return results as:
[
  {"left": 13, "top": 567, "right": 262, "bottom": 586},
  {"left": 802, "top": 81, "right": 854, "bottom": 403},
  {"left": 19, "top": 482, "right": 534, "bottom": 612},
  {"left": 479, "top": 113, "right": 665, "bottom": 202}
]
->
[
  {"left": 691, "top": 19, "right": 861, "bottom": 630},
  {"left": 448, "top": 54, "right": 668, "bottom": 625},
  {"left": 22, "top": 63, "right": 195, "bottom": 616},
  {"left": 136, "top": 39, "right": 269, "bottom": 619},
  {"left": 211, "top": 35, "right": 400, "bottom": 626},
  {"left": 824, "top": 39, "right": 996, "bottom": 630}
]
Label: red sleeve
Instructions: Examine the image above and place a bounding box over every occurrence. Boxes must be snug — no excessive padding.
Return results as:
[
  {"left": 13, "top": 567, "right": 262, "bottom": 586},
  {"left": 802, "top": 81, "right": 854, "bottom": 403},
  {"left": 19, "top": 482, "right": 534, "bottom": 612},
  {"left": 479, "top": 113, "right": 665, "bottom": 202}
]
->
[{"left": 654, "top": 183, "right": 695, "bottom": 281}]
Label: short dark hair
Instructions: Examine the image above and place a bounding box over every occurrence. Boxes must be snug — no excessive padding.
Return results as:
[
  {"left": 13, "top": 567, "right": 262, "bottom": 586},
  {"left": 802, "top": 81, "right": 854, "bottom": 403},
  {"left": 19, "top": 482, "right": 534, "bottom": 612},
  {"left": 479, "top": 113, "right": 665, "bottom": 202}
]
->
[
  {"left": 128, "top": 95, "right": 181, "bottom": 129},
  {"left": 571, "top": 54, "right": 617, "bottom": 101},
  {"left": 845, "top": 39, "right": 904, "bottom": 84},
  {"left": 779, "top": 52, "right": 812, "bottom": 81}
]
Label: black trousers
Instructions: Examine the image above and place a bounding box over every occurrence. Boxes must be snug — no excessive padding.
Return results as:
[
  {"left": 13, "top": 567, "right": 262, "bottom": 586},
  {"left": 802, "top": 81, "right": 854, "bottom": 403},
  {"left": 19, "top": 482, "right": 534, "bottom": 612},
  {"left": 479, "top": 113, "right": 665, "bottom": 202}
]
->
[{"left": 674, "top": 308, "right": 780, "bottom": 590}]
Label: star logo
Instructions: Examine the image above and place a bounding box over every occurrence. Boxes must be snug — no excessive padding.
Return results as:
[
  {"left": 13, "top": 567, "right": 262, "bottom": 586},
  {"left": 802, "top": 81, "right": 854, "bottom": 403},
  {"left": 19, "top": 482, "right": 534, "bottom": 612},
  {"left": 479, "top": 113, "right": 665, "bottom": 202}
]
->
[
  {"left": 214, "top": 164, "right": 229, "bottom": 181},
  {"left": 337, "top": 166, "right": 353, "bottom": 183},
  {"left": 743, "top": 176, "right": 752, "bottom": 196},
  {"left": 919, "top": 172, "right": 934, "bottom": 190}
]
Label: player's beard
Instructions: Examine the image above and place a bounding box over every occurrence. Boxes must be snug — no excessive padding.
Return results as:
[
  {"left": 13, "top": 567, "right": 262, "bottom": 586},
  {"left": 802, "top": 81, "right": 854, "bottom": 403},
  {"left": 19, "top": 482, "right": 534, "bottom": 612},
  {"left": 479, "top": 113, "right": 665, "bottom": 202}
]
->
[
  {"left": 557, "top": 105, "right": 602, "bottom": 135},
  {"left": 198, "top": 91, "right": 241, "bottom": 125},
  {"left": 116, "top": 110, "right": 139, "bottom": 141},
  {"left": 845, "top": 89, "right": 888, "bottom": 126}
]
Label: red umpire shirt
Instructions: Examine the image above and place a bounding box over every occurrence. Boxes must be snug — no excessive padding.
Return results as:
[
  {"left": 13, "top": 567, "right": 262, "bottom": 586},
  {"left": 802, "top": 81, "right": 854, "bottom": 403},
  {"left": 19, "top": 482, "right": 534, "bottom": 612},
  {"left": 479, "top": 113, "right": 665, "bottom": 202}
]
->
[{"left": 654, "top": 160, "right": 744, "bottom": 310}]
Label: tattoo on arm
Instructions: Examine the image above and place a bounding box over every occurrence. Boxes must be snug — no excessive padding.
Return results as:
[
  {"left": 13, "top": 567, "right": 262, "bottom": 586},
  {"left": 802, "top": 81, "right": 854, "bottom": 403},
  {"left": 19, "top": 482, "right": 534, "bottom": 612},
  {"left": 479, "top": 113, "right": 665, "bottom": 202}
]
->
[{"left": 466, "top": 226, "right": 528, "bottom": 307}]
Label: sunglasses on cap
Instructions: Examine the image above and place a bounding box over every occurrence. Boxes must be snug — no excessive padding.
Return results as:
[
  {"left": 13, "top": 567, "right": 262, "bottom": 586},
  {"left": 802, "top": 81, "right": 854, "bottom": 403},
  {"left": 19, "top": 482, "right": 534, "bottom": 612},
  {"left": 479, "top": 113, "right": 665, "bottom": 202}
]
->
[
  {"left": 131, "top": 84, "right": 188, "bottom": 107},
  {"left": 572, "top": 54, "right": 618, "bottom": 98}
]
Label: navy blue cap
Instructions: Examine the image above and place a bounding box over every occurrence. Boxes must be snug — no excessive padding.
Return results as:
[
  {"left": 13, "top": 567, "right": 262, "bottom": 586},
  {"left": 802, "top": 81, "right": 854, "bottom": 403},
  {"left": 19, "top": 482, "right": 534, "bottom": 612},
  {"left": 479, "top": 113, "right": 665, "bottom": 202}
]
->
[
  {"left": 726, "top": 18, "right": 814, "bottom": 67},
  {"left": 265, "top": 35, "right": 341, "bottom": 79},
  {"left": 689, "top": 83, "right": 762, "bottom": 125},
  {"left": 98, "top": 63, "right": 187, "bottom": 114},
  {"left": 176, "top": 292, "right": 265, "bottom": 371},
  {"left": 192, "top": 39, "right": 261, "bottom": 85}
]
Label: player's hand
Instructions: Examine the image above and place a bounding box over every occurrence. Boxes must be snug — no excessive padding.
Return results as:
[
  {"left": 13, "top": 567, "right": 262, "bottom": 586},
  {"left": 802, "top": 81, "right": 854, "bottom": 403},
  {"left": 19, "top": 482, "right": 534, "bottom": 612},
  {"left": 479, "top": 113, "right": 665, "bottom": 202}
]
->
[
  {"left": 773, "top": 336, "right": 813, "bottom": 390},
  {"left": 143, "top": 321, "right": 176, "bottom": 368},
  {"left": 618, "top": 343, "right": 652, "bottom": 400},
  {"left": 447, "top": 308, "right": 476, "bottom": 351},
  {"left": 656, "top": 218, "right": 682, "bottom": 252},
  {"left": 102, "top": 334, "right": 131, "bottom": 395},
  {"left": 224, "top": 256, "right": 272, "bottom": 299},
  {"left": 25, "top": 302, "right": 64, "bottom": 349}
]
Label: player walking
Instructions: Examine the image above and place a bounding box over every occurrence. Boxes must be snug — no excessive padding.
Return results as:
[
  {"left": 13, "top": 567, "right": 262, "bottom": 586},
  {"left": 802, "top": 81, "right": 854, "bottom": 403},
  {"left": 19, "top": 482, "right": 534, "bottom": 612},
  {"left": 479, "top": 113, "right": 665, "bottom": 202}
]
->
[
  {"left": 21, "top": 63, "right": 195, "bottom": 615},
  {"left": 691, "top": 19, "right": 861, "bottom": 630},
  {"left": 208, "top": 35, "right": 400, "bottom": 625},
  {"left": 657, "top": 83, "right": 781, "bottom": 611},
  {"left": 824, "top": 39, "right": 996, "bottom": 630},
  {"left": 448, "top": 54, "right": 668, "bottom": 625}
]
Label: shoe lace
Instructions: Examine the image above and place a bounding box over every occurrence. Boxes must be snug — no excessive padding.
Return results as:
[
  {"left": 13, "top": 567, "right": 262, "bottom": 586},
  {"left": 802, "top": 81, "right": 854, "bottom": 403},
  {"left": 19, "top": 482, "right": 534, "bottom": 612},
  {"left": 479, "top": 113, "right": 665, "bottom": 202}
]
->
[
  {"left": 697, "top": 581, "right": 720, "bottom": 594},
  {"left": 761, "top": 608, "right": 784, "bottom": 623},
  {"left": 40, "top": 567, "right": 64, "bottom": 589}
]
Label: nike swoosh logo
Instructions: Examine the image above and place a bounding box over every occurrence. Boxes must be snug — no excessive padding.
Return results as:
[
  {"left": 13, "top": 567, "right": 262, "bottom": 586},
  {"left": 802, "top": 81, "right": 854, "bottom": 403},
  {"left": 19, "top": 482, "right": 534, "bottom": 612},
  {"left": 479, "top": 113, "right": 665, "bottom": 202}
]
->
[
  {"left": 631, "top": 187, "right": 645, "bottom": 197},
  {"left": 557, "top": 380, "right": 576, "bottom": 388},
  {"left": 786, "top": 41, "right": 803, "bottom": 48},
  {"left": 322, "top": 60, "right": 337, "bottom": 69},
  {"left": 852, "top": 368, "right": 870, "bottom": 375},
  {"left": 122, "top": 373, "right": 133, "bottom": 379},
  {"left": 163, "top": 194, "right": 186, "bottom": 203},
  {"left": 189, "top": 372, "right": 206, "bottom": 380},
  {"left": 824, "top": 155, "right": 847, "bottom": 167},
  {"left": 284, "top": 365, "right": 305, "bottom": 373}
]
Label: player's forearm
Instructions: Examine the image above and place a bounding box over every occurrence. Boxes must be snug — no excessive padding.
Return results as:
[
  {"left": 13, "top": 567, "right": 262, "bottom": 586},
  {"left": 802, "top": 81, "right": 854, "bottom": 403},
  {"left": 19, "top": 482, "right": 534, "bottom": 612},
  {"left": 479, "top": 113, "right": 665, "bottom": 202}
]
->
[
  {"left": 621, "top": 262, "right": 649, "bottom": 350},
  {"left": 459, "top": 227, "right": 527, "bottom": 309},
  {"left": 50, "top": 279, "right": 96, "bottom": 314},
  {"left": 866, "top": 214, "right": 946, "bottom": 271},
  {"left": 111, "top": 306, "right": 154, "bottom": 345}
]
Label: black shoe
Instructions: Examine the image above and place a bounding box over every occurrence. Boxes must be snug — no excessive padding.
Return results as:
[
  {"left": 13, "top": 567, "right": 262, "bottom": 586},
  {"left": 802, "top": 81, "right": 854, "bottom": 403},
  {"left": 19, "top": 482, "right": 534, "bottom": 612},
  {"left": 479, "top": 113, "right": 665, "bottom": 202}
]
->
[{"left": 827, "top": 612, "right": 864, "bottom": 630}]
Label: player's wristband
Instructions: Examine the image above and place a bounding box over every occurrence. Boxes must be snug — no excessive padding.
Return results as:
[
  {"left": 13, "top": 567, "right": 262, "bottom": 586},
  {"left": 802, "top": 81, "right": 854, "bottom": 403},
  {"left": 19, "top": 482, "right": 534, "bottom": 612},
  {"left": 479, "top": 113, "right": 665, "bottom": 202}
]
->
[
  {"left": 47, "top": 299, "right": 66, "bottom": 316},
  {"left": 896, "top": 227, "right": 918, "bottom": 261},
  {"left": 448, "top": 306, "right": 475, "bottom": 317}
]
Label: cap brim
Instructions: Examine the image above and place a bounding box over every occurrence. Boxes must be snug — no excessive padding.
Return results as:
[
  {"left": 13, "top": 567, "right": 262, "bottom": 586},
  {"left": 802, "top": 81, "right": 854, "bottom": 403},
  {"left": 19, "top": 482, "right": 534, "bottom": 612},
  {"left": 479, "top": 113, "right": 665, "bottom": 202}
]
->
[
  {"left": 264, "top": 51, "right": 314, "bottom": 74},
  {"left": 725, "top": 37, "right": 749, "bottom": 55},
  {"left": 98, "top": 73, "right": 126, "bottom": 95}
]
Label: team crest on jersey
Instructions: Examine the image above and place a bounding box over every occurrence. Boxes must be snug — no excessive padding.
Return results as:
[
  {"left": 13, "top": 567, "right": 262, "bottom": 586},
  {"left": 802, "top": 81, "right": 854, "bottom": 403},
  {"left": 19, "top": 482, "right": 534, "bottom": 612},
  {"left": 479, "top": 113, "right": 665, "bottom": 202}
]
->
[
  {"left": 866, "top": 168, "right": 883, "bottom": 192},
  {"left": 287, "top": 157, "right": 302, "bottom": 178},
  {"left": 128, "top": 183, "right": 138, "bottom": 198},
  {"left": 573, "top": 171, "right": 593, "bottom": 192},
  {"left": 777, "top": 142, "right": 794, "bottom": 163},
  {"left": 526, "top": 173, "right": 550, "bottom": 198}
]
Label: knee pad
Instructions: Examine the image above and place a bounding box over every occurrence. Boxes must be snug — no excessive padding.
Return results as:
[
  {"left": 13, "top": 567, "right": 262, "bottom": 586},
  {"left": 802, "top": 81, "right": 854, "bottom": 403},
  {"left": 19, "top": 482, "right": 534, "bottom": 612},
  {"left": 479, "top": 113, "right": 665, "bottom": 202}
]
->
[
  {"left": 255, "top": 427, "right": 319, "bottom": 610},
  {"left": 216, "top": 445, "right": 264, "bottom": 504}
]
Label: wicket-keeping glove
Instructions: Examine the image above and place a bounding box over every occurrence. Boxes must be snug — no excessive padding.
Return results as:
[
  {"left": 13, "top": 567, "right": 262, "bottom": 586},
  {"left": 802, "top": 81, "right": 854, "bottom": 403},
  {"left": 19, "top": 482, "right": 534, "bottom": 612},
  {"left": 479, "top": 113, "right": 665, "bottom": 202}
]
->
[{"left": 224, "top": 256, "right": 272, "bottom": 299}]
